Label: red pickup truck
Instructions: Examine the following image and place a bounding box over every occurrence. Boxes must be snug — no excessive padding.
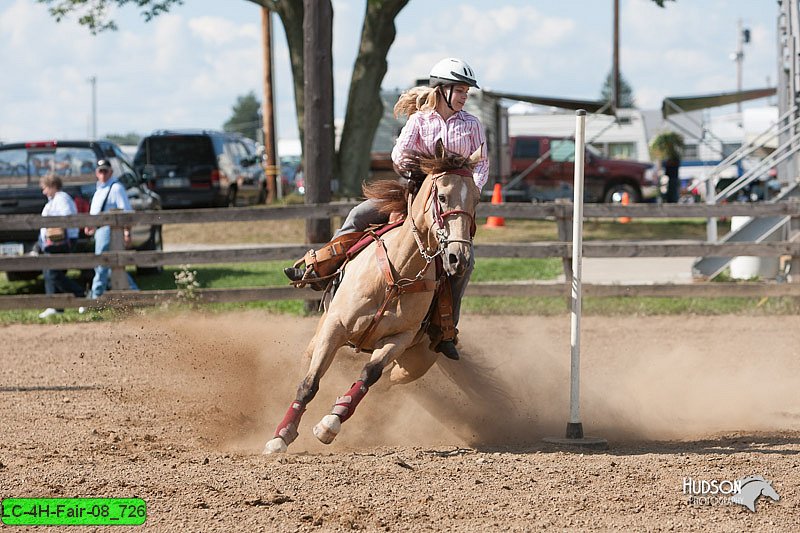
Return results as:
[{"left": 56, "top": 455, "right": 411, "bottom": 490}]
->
[{"left": 499, "top": 136, "right": 659, "bottom": 203}]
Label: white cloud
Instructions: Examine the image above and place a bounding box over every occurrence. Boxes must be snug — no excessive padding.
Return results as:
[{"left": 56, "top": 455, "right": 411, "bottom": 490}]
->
[
  {"left": 189, "top": 16, "right": 259, "bottom": 46},
  {"left": 0, "top": 0, "right": 784, "bottom": 143}
]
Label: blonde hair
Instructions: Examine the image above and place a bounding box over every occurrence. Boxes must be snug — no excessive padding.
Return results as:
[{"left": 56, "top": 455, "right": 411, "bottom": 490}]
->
[
  {"left": 393, "top": 86, "right": 441, "bottom": 118},
  {"left": 39, "top": 174, "right": 63, "bottom": 191}
]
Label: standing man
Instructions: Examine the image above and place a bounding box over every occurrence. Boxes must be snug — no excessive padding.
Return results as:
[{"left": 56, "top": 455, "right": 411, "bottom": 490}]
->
[
  {"left": 84, "top": 159, "right": 137, "bottom": 299},
  {"left": 37, "top": 174, "right": 86, "bottom": 319}
]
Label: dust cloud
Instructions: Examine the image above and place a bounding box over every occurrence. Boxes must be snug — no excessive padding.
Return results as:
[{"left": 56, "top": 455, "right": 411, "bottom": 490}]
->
[{"left": 135, "top": 312, "right": 800, "bottom": 452}]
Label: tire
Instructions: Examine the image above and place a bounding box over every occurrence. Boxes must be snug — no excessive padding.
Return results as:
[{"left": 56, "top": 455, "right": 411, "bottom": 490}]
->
[
  {"left": 136, "top": 225, "right": 163, "bottom": 276},
  {"left": 603, "top": 183, "right": 640, "bottom": 204}
]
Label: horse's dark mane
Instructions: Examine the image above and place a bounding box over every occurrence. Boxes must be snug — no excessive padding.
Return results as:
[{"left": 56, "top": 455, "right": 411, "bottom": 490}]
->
[{"left": 362, "top": 148, "right": 476, "bottom": 215}]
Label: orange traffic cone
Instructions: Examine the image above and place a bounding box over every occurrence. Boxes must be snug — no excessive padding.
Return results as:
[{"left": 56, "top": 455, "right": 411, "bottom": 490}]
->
[
  {"left": 618, "top": 191, "right": 631, "bottom": 224},
  {"left": 485, "top": 183, "right": 505, "bottom": 228}
]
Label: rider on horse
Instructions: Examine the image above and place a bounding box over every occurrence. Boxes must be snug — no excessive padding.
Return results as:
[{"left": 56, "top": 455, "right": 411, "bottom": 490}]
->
[{"left": 284, "top": 57, "right": 489, "bottom": 361}]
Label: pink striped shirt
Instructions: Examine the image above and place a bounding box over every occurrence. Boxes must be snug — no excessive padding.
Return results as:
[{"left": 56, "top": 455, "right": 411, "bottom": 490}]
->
[{"left": 391, "top": 109, "right": 489, "bottom": 190}]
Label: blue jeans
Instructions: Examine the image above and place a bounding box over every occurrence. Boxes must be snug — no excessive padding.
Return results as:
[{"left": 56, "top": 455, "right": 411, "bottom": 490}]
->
[
  {"left": 334, "top": 199, "right": 388, "bottom": 238},
  {"left": 90, "top": 226, "right": 138, "bottom": 299},
  {"left": 43, "top": 240, "right": 85, "bottom": 309}
]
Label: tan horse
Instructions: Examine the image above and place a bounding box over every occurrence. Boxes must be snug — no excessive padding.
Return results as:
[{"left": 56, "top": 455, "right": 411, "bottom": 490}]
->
[{"left": 264, "top": 146, "right": 481, "bottom": 453}]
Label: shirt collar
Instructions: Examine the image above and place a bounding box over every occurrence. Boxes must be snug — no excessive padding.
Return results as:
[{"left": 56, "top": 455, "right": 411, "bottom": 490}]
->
[{"left": 96, "top": 177, "right": 118, "bottom": 190}]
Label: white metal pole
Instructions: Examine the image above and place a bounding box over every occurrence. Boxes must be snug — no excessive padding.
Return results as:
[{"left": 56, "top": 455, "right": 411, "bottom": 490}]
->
[
  {"left": 89, "top": 75, "right": 97, "bottom": 140},
  {"left": 706, "top": 177, "right": 718, "bottom": 243},
  {"left": 567, "top": 110, "right": 586, "bottom": 438},
  {"left": 736, "top": 18, "right": 744, "bottom": 114}
]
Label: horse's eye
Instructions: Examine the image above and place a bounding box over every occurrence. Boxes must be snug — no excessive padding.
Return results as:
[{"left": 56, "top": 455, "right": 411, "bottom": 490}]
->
[{"left": 437, "top": 194, "right": 447, "bottom": 203}]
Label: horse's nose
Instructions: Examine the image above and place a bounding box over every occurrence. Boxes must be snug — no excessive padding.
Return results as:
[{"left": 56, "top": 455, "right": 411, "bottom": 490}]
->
[{"left": 448, "top": 253, "right": 459, "bottom": 266}]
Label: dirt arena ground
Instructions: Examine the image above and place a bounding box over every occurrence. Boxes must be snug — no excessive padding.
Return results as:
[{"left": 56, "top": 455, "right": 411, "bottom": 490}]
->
[{"left": 2, "top": 312, "right": 800, "bottom": 531}]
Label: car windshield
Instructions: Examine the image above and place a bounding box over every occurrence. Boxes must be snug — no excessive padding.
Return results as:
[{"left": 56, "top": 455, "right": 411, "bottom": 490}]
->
[
  {"left": 136, "top": 136, "right": 215, "bottom": 166},
  {"left": 0, "top": 146, "right": 98, "bottom": 187}
]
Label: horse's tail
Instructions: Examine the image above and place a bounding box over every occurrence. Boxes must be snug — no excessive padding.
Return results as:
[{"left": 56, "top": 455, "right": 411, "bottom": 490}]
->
[{"left": 362, "top": 179, "right": 408, "bottom": 216}]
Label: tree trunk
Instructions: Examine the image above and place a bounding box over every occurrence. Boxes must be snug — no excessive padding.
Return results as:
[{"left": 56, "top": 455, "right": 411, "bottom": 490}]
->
[
  {"left": 302, "top": 0, "right": 333, "bottom": 245},
  {"left": 335, "top": 0, "right": 410, "bottom": 197}
]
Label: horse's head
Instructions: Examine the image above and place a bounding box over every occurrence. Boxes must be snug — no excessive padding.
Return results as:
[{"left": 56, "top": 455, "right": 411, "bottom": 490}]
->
[
  {"left": 414, "top": 142, "right": 482, "bottom": 276},
  {"left": 733, "top": 476, "right": 781, "bottom": 512},
  {"left": 761, "top": 483, "right": 780, "bottom": 502}
]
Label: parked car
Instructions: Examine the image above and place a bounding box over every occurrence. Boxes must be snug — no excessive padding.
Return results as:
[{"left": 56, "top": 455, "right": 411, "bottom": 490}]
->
[
  {"left": 495, "top": 135, "right": 660, "bottom": 203},
  {"left": 0, "top": 139, "right": 162, "bottom": 280},
  {"left": 279, "top": 155, "right": 301, "bottom": 194},
  {"left": 133, "top": 130, "right": 266, "bottom": 208}
]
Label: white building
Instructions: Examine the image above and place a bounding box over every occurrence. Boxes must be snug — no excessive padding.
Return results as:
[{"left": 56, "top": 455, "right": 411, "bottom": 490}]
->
[{"left": 508, "top": 105, "right": 651, "bottom": 162}]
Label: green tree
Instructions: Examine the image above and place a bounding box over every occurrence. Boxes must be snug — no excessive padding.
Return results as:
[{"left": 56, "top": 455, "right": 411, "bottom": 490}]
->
[
  {"left": 223, "top": 91, "right": 261, "bottom": 141},
  {"left": 649, "top": 131, "right": 685, "bottom": 163},
  {"left": 105, "top": 132, "right": 141, "bottom": 145},
  {"left": 36, "top": 0, "right": 410, "bottom": 196},
  {"left": 601, "top": 69, "right": 636, "bottom": 108}
]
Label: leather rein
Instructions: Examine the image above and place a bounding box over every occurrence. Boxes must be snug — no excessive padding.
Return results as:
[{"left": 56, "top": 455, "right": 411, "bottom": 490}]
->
[{"left": 352, "top": 168, "right": 476, "bottom": 352}]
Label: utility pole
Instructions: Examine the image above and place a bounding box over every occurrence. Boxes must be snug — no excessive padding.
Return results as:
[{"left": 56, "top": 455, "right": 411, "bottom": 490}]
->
[
  {"left": 612, "top": 0, "right": 620, "bottom": 111},
  {"left": 261, "top": 6, "right": 278, "bottom": 202},
  {"left": 734, "top": 18, "right": 750, "bottom": 113},
  {"left": 89, "top": 75, "right": 97, "bottom": 139}
]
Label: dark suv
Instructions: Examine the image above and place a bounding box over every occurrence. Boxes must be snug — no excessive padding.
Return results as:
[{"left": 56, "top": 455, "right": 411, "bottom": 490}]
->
[
  {"left": 0, "top": 139, "right": 162, "bottom": 279},
  {"left": 133, "top": 130, "right": 265, "bottom": 208}
]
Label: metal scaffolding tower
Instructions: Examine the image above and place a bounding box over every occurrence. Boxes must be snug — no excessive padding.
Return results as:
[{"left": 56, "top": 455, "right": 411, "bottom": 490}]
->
[{"left": 777, "top": 0, "right": 800, "bottom": 185}]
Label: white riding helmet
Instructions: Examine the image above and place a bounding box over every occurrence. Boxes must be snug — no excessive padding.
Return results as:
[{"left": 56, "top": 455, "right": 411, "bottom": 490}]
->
[{"left": 429, "top": 58, "right": 479, "bottom": 89}]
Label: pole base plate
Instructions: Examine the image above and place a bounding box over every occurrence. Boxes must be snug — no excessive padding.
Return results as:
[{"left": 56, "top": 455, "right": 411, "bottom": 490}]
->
[{"left": 542, "top": 436, "right": 609, "bottom": 450}]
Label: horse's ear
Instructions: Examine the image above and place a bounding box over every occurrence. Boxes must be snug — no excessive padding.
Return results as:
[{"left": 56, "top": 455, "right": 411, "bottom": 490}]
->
[
  {"left": 469, "top": 143, "right": 484, "bottom": 165},
  {"left": 435, "top": 139, "right": 446, "bottom": 159}
]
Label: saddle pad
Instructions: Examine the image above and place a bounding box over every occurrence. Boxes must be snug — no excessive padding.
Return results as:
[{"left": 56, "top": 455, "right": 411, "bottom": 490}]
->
[{"left": 345, "top": 219, "right": 405, "bottom": 259}]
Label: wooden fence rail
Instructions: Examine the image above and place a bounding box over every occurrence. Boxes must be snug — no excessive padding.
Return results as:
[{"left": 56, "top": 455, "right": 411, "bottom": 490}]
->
[
  {"left": 3, "top": 241, "right": 800, "bottom": 273},
  {"left": 2, "top": 199, "right": 800, "bottom": 230},
  {"left": 2, "top": 201, "right": 800, "bottom": 310}
]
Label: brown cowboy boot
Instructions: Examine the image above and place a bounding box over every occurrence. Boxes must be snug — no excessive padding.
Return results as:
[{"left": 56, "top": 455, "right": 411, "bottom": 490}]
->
[
  {"left": 284, "top": 232, "right": 364, "bottom": 291},
  {"left": 283, "top": 266, "right": 327, "bottom": 291}
]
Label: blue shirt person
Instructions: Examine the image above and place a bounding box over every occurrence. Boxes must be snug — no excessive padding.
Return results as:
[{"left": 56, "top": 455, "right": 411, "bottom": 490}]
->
[{"left": 84, "top": 159, "right": 137, "bottom": 299}]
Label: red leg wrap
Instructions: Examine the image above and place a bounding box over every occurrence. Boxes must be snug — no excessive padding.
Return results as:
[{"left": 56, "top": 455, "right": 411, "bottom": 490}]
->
[
  {"left": 274, "top": 401, "right": 306, "bottom": 444},
  {"left": 331, "top": 380, "right": 369, "bottom": 423}
]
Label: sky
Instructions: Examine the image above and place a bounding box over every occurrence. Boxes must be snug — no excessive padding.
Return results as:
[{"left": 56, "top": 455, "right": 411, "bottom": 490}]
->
[{"left": 0, "top": 0, "right": 780, "bottom": 152}]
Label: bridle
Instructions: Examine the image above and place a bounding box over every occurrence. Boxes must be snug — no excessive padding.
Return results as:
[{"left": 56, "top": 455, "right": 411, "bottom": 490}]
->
[
  {"left": 409, "top": 167, "right": 476, "bottom": 266},
  {"left": 351, "top": 166, "right": 476, "bottom": 353}
]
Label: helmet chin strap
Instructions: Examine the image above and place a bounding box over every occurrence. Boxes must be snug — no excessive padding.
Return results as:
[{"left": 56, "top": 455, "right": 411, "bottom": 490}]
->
[{"left": 438, "top": 85, "right": 455, "bottom": 111}]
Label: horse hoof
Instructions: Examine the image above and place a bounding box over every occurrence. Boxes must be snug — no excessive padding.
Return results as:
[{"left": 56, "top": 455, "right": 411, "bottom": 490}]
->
[
  {"left": 313, "top": 414, "right": 341, "bottom": 444},
  {"left": 263, "top": 437, "right": 288, "bottom": 454}
]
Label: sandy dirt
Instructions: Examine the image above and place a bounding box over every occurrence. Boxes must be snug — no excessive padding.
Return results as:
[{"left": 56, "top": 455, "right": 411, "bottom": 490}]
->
[{"left": 1, "top": 312, "right": 799, "bottom": 531}]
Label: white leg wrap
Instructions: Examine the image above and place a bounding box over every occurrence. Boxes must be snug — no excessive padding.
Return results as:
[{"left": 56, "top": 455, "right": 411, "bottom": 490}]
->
[{"left": 312, "top": 414, "right": 341, "bottom": 444}]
